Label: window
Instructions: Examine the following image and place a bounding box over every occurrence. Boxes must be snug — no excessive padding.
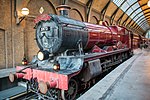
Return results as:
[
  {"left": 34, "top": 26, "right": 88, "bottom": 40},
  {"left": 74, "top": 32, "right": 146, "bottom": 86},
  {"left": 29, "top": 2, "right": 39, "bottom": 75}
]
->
[{"left": 113, "top": 0, "right": 149, "bottom": 31}]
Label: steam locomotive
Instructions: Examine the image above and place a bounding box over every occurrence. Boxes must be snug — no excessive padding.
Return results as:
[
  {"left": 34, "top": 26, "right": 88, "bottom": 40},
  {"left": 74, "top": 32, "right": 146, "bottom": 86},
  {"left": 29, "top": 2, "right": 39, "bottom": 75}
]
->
[{"left": 9, "top": 12, "right": 139, "bottom": 99}]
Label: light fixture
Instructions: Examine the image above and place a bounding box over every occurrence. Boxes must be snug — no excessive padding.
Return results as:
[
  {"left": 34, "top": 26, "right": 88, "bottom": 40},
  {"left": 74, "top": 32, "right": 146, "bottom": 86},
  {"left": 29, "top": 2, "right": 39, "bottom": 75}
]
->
[
  {"left": 16, "top": 8, "right": 30, "bottom": 25},
  {"left": 53, "top": 62, "right": 60, "bottom": 71},
  {"left": 37, "top": 51, "right": 44, "bottom": 60},
  {"left": 37, "top": 50, "right": 49, "bottom": 61},
  {"left": 148, "top": 0, "right": 150, "bottom": 7},
  {"left": 21, "top": 8, "right": 29, "bottom": 15},
  {"left": 22, "top": 56, "right": 28, "bottom": 65},
  {"left": 39, "top": 7, "right": 44, "bottom": 14},
  {"left": 99, "top": 20, "right": 103, "bottom": 25}
]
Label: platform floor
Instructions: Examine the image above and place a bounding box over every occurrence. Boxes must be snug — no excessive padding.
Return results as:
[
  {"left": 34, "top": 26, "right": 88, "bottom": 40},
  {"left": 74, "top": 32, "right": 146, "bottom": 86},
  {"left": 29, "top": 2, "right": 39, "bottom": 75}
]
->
[
  {"left": 0, "top": 68, "right": 15, "bottom": 78},
  {"left": 107, "top": 49, "right": 150, "bottom": 100},
  {"left": 0, "top": 85, "right": 26, "bottom": 100},
  {"left": 1, "top": 49, "right": 150, "bottom": 100},
  {"left": 78, "top": 49, "right": 150, "bottom": 100}
]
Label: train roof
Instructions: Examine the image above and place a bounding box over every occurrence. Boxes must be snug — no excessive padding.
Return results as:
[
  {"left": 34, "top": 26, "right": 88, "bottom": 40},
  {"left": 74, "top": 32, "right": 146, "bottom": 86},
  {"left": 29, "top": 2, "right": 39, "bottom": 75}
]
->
[{"left": 50, "top": 14, "right": 86, "bottom": 28}]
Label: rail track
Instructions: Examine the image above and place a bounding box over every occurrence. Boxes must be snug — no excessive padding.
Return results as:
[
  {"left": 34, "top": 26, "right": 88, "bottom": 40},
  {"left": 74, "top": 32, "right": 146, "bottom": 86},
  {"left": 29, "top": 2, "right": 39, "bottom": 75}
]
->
[{"left": 8, "top": 91, "right": 37, "bottom": 100}]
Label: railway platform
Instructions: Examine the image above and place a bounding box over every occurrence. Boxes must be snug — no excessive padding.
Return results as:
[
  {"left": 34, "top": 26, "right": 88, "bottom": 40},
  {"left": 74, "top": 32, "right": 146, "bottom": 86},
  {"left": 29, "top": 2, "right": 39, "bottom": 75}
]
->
[
  {"left": 0, "top": 85, "right": 26, "bottom": 100},
  {"left": 78, "top": 48, "right": 150, "bottom": 100},
  {"left": 0, "top": 68, "right": 17, "bottom": 91},
  {"left": 0, "top": 68, "right": 15, "bottom": 78}
]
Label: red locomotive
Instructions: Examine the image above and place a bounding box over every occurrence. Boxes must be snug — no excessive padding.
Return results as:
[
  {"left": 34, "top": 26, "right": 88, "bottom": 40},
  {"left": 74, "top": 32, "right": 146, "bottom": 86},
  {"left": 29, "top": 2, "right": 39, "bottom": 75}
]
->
[{"left": 9, "top": 12, "right": 139, "bottom": 99}]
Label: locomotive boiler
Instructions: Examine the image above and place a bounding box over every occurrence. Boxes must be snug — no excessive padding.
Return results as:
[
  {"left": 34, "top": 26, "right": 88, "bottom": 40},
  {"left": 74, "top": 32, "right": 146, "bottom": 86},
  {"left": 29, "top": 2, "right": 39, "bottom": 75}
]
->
[
  {"left": 35, "top": 14, "right": 130, "bottom": 55},
  {"left": 9, "top": 11, "right": 133, "bottom": 99}
]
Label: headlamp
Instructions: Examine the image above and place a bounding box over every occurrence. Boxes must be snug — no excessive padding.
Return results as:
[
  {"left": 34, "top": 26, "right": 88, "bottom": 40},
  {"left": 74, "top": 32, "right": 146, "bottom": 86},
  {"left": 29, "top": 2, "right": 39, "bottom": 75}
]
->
[
  {"left": 53, "top": 62, "right": 60, "bottom": 71},
  {"left": 37, "top": 50, "right": 49, "bottom": 60},
  {"left": 22, "top": 57, "right": 28, "bottom": 65},
  {"left": 37, "top": 51, "right": 44, "bottom": 60}
]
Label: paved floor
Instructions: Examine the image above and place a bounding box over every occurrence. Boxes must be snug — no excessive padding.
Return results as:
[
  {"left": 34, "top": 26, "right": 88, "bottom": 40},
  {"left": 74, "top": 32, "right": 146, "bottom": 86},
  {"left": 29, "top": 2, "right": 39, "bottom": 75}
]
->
[
  {"left": 0, "top": 86, "right": 26, "bottom": 100},
  {"left": 1, "top": 49, "right": 150, "bottom": 100},
  {"left": 107, "top": 49, "right": 150, "bottom": 100},
  {"left": 78, "top": 49, "right": 142, "bottom": 100},
  {"left": 0, "top": 68, "right": 15, "bottom": 78}
]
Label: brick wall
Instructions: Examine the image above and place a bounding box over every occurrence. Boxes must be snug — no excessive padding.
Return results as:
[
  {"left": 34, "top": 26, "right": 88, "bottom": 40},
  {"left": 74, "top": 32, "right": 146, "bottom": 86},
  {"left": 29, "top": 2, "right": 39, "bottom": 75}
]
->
[{"left": 0, "top": 0, "right": 13, "bottom": 69}]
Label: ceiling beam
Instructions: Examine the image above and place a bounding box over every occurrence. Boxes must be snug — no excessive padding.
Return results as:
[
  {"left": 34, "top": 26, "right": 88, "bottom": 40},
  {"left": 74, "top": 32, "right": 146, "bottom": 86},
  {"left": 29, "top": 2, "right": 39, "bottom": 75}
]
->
[
  {"left": 86, "top": 0, "right": 94, "bottom": 22},
  {"left": 136, "top": 20, "right": 149, "bottom": 29},
  {"left": 110, "top": 0, "right": 126, "bottom": 25},
  {"left": 136, "top": 24, "right": 148, "bottom": 35},
  {"left": 131, "top": 14, "right": 150, "bottom": 29},
  {"left": 133, "top": 21, "right": 146, "bottom": 32},
  {"left": 134, "top": 22, "right": 147, "bottom": 35},
  {"left": 126, "top": 11, "right": 150, "bottom": 27},
  {"left": 100, "top": 0, "right": 111, "bottom": 21},
  {"left": 116, "top": 0, "right": 140, "bottom": 25},
  {"left": 122, "top": 3, "right": 147, "bottom": 26},
  {"left": 127, "top": 3, "right": 149, "bottom": 27}
]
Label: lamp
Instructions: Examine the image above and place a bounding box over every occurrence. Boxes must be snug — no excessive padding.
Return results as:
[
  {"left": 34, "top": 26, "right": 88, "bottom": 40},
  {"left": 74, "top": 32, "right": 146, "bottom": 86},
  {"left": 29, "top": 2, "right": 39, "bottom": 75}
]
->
[
  {"left": 148, "top": 0, "right": 150, "bottom": 7},
  {"left": 21, "top": 8, "right": 29, "bottom": 15},
  {"left": 16, "top": 8, "right": 29, "bottom": 25},
  {"left": 99, "top": 20, "right": 103, "bottom": 25}
]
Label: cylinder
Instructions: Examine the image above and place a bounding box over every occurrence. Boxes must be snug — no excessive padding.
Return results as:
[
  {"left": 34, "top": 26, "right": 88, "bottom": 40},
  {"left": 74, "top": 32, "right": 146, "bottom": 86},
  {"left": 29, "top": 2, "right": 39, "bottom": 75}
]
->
[{"left": 56, "top": 5, "right": 71, "bottom": 17}]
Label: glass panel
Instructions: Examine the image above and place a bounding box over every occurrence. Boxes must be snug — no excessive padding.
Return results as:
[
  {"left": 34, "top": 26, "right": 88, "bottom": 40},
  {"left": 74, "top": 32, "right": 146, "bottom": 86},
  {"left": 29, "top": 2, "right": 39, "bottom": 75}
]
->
[
  {"left": 121, "top": 2, "right": 129, "bottom": 12},
  {"left": 130, "top": 13, "right": 136, "bottom": 19},
  {"left": 112, "top": 0, "right": 149, "bottom": 31},
  {"left": 113, "top": 0, "right": 124, "bottom": 6},
  {"left": 133, "top": 16, "right": 140, "bottom": 22},
  {"left": 132, "top": 3, "right": 139, "bottom": 10},
  {"left": 138, "top": 12, "right": 143, "bottom": 17},
  {"left": 128, "top": 0, "right": 136, "bottom": 4},
  {"left": 126, "top": 8, "right": 133, "bottom": 15},
  {"left": 135, "top": 9, "right": 142, "bottom": 15},
  {"left": 146, "top": 30, "right": 150, "bottom": 38}
]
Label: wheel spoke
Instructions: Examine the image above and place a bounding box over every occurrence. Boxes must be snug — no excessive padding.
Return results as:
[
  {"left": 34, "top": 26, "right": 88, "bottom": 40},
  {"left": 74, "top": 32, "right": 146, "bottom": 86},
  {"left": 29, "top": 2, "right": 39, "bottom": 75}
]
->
[{"left": 61, "top": 78, "right": 78, "bottom": 100}]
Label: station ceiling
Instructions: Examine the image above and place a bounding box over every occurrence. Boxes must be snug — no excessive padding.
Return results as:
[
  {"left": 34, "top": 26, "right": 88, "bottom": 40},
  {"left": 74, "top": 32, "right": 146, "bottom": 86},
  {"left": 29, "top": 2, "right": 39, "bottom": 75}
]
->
[{"left": 77, "top": 0, "right": 150, "bottom": 36}]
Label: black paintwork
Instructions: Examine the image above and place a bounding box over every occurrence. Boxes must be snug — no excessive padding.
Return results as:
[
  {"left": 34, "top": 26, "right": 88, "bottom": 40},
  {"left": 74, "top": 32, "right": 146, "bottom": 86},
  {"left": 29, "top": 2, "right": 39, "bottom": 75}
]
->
[{"left": 36, "top": 14, "right": 88, "bottom": 54}]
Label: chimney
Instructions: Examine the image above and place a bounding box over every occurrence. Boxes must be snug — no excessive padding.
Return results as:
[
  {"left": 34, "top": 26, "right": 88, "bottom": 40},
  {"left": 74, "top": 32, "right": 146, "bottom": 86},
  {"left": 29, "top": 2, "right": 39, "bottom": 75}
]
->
[{"left": 56, "top": 5, "right": 71, "bottom": 17}]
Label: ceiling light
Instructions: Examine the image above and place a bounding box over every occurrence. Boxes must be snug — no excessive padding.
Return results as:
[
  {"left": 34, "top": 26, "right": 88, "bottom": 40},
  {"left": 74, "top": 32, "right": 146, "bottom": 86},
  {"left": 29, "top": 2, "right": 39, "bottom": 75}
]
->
[{"left": 148, "top": 0, "right": 150, "bottom": 7}]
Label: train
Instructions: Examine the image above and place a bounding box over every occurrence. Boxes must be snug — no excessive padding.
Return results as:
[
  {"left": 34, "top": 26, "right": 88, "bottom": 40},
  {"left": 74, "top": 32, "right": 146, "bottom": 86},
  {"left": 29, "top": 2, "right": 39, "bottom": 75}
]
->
[
  {"left": 132, "top": 33, "right": 148, "bottom": 49},
  {"left": 9, "top": 12, "right": 146, "bottom": 99}
]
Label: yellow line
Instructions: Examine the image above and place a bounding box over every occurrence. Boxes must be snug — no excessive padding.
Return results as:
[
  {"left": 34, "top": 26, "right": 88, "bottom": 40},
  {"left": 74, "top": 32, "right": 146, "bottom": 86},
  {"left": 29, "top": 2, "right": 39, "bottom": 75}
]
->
[{"left": 9, "top": 91, "right": 31, "bottom": 100}]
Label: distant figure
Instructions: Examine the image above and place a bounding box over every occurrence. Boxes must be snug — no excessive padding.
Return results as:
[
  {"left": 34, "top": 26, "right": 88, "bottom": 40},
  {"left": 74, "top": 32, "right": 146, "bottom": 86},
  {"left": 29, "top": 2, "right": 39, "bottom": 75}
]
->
[
  {"left": 140, "top": 43, "right": 143, "bottom": 49},
  {"left": 148, "top": 41, "right": 150, "bottom": 49}
]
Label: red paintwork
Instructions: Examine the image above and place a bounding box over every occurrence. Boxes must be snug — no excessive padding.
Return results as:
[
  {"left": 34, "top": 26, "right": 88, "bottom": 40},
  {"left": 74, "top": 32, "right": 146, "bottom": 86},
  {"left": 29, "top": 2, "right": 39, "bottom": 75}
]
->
[
  {"left": 132, "top": 33, "right": 142, "bottom": 49},
  {"left": 32, "top": 69, "right": 68, "bottom": 90},
  {"left": 108, "top": 26, "right": 130, "bottom": 48},
  {"left": 49, "top": 80, "right": 57, "bottom": 88},
  {"left": 16, "top": 66, "right": 69, "bottom": 90},
  {"left": 34, "top": 14, "right": 51, "bottom": 24},
  {"left": 104, "top": 46, "right": 114, "bottom": 52},
  {"left": 16, "top": 73, "right": 24, "bottom": 78},
  {"left": 92, "top": 45, "right": 106, "bottom": 53},
  {"left": 84, "top": 23, "right": 130, "bottom": 50},
  {"left": 84, "top": 23, "right": 112, "bottom": 49},
  {"left": 16, "top": 66, "right": 32, "bottom": 80},
  {"left": 84, "top": 48, "right": 130, "bottom": 62}
]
